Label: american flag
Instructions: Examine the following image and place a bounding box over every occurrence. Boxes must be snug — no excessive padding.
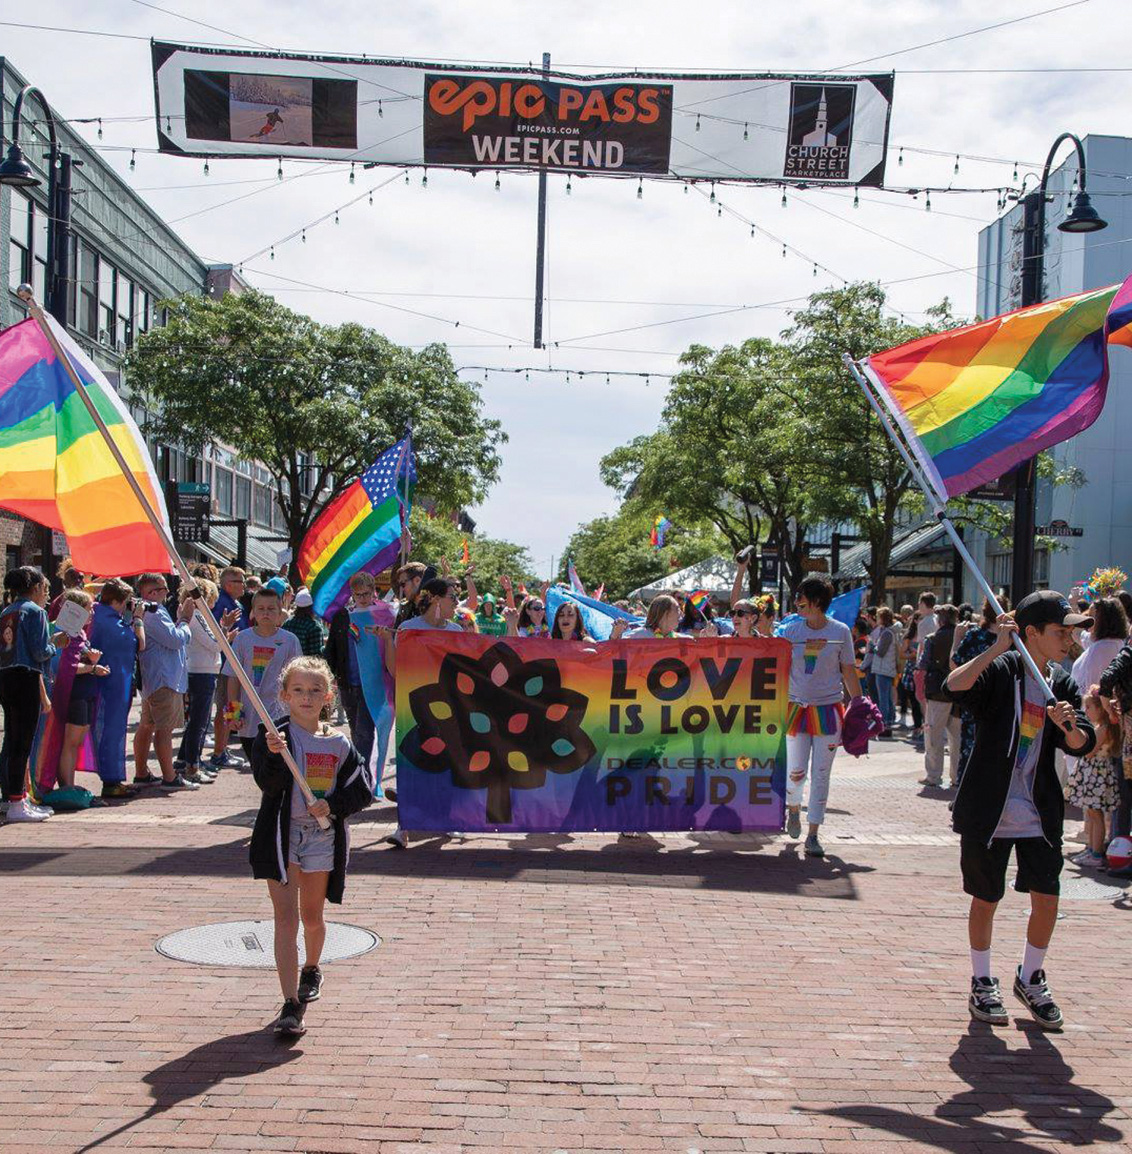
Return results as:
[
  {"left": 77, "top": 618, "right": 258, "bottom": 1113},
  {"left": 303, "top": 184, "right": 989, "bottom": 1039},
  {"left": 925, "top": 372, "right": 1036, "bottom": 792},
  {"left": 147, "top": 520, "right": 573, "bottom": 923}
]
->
[{"left": 298, "top": 434, "right": 416, "bottom": 618}]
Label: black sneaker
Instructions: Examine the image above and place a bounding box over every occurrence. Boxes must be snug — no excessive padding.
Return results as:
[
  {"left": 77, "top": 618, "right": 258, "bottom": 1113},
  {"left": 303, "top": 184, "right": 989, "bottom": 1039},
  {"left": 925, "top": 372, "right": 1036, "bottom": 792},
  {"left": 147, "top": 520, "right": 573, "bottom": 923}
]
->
[
  {"left": 1013, "top": 967, "right": 1064, "bottom": 1031},
  {"left": 274, "top": 998, "right": 306, "bottom": 1036},
  {"left": 803, "top": 833, "right": 825, "bottom": 858},
  {"left": 383, "top": 786, "right": 397, "bottom": 803},
  {"left": 160, "top": 773, "right": 200, "bottom": 792},
  {"left": 969, "top": 976, "right": 1008, "bottom": 1025},
  {"left": 298, "top": 965, "right": 323, "bottom": 1003}
]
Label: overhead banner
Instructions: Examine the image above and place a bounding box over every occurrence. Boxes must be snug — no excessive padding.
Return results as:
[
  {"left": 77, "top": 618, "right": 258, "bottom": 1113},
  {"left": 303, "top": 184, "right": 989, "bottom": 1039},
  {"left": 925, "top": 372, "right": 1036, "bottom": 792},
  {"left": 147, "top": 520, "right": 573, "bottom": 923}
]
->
[
  {"left": 395, "top": 634, "right": 789, "bottom": 833},
  {"left": 152, "top": 43, "right": 894, "bottom": 185}
]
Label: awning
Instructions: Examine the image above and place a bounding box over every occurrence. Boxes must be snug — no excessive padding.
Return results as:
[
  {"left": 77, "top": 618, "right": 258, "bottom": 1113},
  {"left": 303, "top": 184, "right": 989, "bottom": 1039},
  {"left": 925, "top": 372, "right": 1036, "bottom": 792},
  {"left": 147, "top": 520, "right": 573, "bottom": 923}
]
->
[
  {"left": 206, "top": 523, "right": 284, "bottom": 574},
  {"left": 628, "top": 554, "right": 737, "bottom": 600},
  {"left": 833, "top": 522, "right": 949, "bottom": 583}
]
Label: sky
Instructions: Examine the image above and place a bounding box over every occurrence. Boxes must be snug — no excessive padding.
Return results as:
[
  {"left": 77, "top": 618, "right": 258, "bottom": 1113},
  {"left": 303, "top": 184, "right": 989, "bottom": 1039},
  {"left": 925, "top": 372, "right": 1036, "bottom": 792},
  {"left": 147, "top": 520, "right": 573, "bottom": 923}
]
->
[{"left": 5, "top": 0, "right": 1132, "bottom": 575}]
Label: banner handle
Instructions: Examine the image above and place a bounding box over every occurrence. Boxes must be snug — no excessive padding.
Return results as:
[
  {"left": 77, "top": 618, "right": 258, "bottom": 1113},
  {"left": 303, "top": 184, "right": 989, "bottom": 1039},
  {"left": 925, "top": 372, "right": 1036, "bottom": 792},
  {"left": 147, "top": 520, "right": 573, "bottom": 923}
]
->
[
  {"left": 842, "top": 352, "right": 1055, "bottom": 703},
  {"left": 19, "top": 288, "right": 330, "bottom": 828}
]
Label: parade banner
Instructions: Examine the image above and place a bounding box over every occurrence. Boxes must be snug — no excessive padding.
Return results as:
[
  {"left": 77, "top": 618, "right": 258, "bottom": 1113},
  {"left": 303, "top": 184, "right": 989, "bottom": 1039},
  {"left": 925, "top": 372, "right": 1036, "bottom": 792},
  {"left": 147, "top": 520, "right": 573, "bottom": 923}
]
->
[
  {"left": 152, "top": 43, "right": 894, "bottom": 185},
  {"left": 395, "top": 634, "right": 788, "bottom": 833}
]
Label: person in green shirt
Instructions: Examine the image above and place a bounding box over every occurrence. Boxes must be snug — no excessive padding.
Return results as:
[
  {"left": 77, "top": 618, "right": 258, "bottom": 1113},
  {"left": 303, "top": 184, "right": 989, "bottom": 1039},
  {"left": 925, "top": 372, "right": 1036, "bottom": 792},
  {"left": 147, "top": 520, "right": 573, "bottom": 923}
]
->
[
  {"left": 283, "top": 589, "right": 326, "bottom": 657},
  {"left": 475, "top": 593, "right": 508, "bottom": 637}
]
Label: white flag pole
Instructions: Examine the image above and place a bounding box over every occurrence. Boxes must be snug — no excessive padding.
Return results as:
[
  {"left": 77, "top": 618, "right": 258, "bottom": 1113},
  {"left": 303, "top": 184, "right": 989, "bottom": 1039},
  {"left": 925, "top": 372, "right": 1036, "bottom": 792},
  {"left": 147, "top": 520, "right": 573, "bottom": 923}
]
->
[
  {"left": 842, "top": 352, "right": 1055, "bottom": 702},
  {"left": 18, "top": 288, "right": 330, "bottom": 826}
]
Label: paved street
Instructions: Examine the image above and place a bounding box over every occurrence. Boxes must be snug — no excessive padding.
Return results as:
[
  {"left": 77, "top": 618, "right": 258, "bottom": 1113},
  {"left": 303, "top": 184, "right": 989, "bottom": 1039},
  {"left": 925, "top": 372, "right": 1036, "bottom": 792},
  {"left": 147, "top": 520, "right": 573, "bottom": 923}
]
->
[{"left": 2, "top": 732, "right": 1130, "bottom": 1154}]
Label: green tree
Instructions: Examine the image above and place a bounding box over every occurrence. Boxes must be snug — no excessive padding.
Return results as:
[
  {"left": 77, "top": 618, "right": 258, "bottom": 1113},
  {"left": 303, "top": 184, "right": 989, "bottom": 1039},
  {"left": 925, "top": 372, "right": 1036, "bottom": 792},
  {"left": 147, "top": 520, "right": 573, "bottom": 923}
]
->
[
  {"left": 125, "top": 290, "right": 505, "bottom": 580},
  {"left": 559, "top": 504, "right": 726, "bottom": 601},
  {"left": 406, "top": 509, "right": 538, "bottom": 601}
]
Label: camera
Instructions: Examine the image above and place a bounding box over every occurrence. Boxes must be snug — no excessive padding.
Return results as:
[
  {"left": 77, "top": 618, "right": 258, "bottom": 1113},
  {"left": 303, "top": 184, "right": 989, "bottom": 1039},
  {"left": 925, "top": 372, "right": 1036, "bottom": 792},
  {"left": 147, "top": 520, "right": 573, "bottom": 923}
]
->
[{"left": 127, "top": 598, "right": 160, "bottom": 613}]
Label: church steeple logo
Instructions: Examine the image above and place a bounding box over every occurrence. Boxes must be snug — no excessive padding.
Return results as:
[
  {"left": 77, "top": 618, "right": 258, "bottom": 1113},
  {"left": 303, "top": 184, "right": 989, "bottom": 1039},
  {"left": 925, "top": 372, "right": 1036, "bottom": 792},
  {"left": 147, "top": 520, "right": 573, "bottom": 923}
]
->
[{"left": 785, "top": 82, "right": 856, "bottom": 181}]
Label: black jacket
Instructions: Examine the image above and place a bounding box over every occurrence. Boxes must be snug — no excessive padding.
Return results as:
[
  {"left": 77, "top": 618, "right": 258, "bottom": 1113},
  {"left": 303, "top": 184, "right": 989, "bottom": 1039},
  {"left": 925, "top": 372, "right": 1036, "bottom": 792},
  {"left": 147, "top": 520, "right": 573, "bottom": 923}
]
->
[
  {"left": 248, "top": 719, "right": 374, "bottom": 903},
  {"left": 1098, "top": 642, "right": 1132, "bottom": 710},
  {"left": 323, "top": 607, "right": 352, "bottom": 687},
  {"left": 945, "top": 651, "right": 1094, "bottom": 845}
]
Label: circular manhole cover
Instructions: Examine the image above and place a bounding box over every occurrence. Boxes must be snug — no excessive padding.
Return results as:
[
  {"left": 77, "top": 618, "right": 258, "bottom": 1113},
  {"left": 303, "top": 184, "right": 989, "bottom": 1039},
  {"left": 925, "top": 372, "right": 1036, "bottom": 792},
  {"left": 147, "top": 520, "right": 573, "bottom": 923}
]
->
[
  {"left": 1059, "top": 873, "right": 1130, "bottom": 901},
  {"left": 156, "top": 920, "right": 379, "bottom": 968}
]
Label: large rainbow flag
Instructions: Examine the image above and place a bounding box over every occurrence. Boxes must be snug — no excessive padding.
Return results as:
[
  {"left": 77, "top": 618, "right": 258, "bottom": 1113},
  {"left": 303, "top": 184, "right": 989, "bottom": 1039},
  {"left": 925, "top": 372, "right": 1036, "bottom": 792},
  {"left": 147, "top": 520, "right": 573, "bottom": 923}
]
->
[
  {"left": 0, "top": 314, "right": 172, "bottom": 575},
  {"left": 298, "top": 435, "right": 415, "bottom": 618},
  {"left": 862, "top": 276, "right": 1132, "bottom": 505}
]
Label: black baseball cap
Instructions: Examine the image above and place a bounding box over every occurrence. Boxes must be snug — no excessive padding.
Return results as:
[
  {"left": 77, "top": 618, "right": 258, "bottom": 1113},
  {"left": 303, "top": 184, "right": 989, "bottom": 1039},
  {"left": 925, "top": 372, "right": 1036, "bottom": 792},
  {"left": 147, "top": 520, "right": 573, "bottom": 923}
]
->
[{"left": 1014, "top": 590, "right": 1091, "bottom": 631}]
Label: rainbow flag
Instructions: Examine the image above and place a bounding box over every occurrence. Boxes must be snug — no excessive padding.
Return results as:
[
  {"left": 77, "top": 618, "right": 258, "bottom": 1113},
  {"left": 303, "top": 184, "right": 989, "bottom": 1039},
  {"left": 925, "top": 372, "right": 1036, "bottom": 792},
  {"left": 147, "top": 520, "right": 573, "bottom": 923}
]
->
[
  {"left": 687, "top": 589, "right": 711, "bottom": 614},
  {"left": 298, "top": 435, "right": 415, "bottom": 618},
  {"left": 862, "top": 276, "right": 1132, "bottom": 503},
  {"left": 650, "top": 514, "right": 672, "bottom": 549},
  {"left": 567, "top": 558, "right": 586, "bottom": 597},
  {"left": 0, "top": 314, "right": 171, "bottom": 575}
]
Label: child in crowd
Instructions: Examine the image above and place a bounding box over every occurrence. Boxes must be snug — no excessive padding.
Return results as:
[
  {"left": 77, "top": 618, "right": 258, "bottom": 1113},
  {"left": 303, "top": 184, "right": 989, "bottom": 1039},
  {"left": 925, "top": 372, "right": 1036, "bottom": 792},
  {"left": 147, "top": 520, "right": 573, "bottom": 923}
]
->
[
  {"left": 53, "top": 589, "right": 110, "bottom": 791},
  {"left": 945, "top": 592, "right": 1094, "bottom": 1031},
  {"left": 1, "top": 567, "right": 57, "bottom": 822},
  {"left": 250, "top": 656, "right": 373, "bottom": 1037},
  {"left": 223, "top": 587, "right": 302, "bottom": 763},
  {"left": 1066, "top": 688, "right": 1122, "bottom": 868}
]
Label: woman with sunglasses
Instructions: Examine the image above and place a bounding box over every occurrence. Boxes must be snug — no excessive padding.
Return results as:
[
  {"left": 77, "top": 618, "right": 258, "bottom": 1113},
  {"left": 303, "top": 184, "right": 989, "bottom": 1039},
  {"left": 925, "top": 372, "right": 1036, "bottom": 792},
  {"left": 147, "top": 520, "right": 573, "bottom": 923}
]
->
[
  {"left": 731, "top": 599, "right": 759, "bottom": 638},
  {"left": 516, "top": 597, "right": 550, "bottom": 637}
]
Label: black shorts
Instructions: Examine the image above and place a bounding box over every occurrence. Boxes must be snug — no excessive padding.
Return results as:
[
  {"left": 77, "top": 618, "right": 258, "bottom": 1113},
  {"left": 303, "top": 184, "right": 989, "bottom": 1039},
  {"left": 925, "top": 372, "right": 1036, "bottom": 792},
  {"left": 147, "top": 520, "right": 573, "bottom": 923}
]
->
[
  {"left": 960, "top": 835, "right": 1062, "bottom": 903},
  {"left": 66, "top": 696, "right": 95, "bottom": 727}
]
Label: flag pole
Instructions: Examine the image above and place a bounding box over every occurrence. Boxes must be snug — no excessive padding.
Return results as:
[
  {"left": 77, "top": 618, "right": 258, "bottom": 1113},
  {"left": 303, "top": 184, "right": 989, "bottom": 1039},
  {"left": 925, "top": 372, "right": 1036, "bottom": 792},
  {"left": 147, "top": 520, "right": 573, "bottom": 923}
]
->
[
  {"left": 18, "top": 289, "right": 330, "bottom": 826},
  {"left": 397, "top": 424, "right": 412, "bottom": 571},
  {"left": 842, "top": 352, "right": 1055, "bottom": 702}
]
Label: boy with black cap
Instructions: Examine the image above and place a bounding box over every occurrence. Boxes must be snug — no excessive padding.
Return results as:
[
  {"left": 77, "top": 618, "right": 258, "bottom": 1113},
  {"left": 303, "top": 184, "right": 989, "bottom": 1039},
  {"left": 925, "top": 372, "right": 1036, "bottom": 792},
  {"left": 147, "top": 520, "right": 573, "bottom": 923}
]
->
[{"left": 945, "top": 591, "right": 1094, "bottom": 1030}]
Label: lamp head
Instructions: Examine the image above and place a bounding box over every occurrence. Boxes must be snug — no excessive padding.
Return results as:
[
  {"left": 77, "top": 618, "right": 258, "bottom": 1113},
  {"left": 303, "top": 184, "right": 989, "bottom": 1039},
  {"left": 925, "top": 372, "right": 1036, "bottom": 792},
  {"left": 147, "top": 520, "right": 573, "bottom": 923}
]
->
[
  {"left": 0, "top": 144, "right": 39, "bottom": 188},
  {"left": 1059, "top": 190, "right": 1107, "bottom": 234}
]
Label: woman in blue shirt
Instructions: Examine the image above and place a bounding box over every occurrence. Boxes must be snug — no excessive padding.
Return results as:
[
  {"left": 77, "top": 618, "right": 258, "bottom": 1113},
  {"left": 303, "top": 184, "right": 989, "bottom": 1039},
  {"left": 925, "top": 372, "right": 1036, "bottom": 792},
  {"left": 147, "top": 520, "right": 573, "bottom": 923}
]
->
[{"left": 1, "top": 566, "right": 57, "bottom": 822}]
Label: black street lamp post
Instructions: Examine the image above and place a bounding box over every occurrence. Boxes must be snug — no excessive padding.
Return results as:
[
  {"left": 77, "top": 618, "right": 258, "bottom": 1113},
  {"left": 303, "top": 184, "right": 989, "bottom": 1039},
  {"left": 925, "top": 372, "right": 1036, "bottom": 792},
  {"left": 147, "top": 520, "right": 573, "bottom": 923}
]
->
[
  {"left": 1, "top": 85, "right": 77, "bottom": 582},
  {"left": 1010, "top": 132, "right": 1106, "bottom": 603}
]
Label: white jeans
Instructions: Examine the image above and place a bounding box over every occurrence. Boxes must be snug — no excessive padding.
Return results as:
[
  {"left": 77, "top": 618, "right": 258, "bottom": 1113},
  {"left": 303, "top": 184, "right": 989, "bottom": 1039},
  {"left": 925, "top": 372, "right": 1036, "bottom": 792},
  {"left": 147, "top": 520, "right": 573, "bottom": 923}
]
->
[
  {"left": 924, "top": 699, "right": 961, "bottom": 785},
  {"left": 786, "top": 725, "right": 841, "bottom": 826}
]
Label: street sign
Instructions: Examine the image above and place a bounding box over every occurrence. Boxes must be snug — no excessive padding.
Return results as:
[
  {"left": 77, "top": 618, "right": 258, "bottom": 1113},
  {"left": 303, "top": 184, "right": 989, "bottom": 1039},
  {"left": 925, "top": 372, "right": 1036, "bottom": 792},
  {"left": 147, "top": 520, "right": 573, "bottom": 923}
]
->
[
  {"left": 166, "top": 481, "right": 211, "bottom": 543},
  {"left": 968, "top": 469, "right": 1019, "bottom": 502},
  {"left": 759, "top": 550, "right": 779, "bottom": 585},
  {"left": 1037, "top": 520, "right": 1084, "bottom": 538}
]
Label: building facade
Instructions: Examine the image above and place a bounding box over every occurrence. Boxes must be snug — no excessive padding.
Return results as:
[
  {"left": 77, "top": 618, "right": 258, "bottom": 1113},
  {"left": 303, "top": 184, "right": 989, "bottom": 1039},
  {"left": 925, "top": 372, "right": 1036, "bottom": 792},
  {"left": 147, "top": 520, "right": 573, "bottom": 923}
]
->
[
  {"left": 968, "top": 134, "right": 1132, "bottom": 600},
  {"left": 1, "top": 58, "right": 296, "bottom": 580}
]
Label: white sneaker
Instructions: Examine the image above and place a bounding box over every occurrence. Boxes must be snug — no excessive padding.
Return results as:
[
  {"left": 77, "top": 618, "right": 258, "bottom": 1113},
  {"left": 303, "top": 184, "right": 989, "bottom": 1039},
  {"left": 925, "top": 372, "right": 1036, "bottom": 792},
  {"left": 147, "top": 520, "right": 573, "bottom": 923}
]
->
[
  {"left": 6, "top": 797, "right": 50, "bottom": 822},
  {"left": 29, "top": 802, "right": 55, "bottom": 817}
]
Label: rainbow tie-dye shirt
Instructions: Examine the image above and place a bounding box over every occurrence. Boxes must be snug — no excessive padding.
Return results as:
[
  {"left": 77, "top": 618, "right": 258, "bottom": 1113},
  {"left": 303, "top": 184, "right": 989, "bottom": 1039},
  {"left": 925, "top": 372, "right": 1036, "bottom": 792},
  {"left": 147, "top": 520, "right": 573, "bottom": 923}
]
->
[{"left": 992, "top": 674, "right": 1047, "bottom": 840}]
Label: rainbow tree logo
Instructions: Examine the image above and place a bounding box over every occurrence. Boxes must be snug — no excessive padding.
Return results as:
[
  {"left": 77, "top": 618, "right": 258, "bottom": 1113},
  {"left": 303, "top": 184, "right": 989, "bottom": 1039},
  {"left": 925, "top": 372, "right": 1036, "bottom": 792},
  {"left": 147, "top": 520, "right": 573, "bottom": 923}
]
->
[{"left": 401, "top": 642, "right": 594, "bottom": 823}]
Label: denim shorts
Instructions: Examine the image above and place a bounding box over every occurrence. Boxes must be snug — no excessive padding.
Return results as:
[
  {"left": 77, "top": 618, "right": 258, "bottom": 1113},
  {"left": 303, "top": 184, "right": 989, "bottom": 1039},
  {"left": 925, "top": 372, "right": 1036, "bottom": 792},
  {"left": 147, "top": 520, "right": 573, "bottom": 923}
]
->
[{"left": 288, "top": 817, "right": 335, "bottom": 873}]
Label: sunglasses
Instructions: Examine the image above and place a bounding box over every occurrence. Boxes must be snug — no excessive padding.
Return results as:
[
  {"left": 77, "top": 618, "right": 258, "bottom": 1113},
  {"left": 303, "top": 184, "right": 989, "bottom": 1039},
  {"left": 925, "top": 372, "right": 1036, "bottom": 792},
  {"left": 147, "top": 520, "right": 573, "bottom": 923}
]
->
[
  {"left": 528, "top": 604, "right": 545, "bottom": 612},
  {"left": 733, "top": 609, "right": 756, "bottom": 618}
]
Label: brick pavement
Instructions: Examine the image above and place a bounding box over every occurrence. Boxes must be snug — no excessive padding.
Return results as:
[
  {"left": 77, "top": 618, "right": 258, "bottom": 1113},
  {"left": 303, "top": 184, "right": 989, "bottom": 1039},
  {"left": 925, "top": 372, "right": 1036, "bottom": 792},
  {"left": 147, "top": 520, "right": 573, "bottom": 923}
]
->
[{"left": 2, "top": 727, "right": 1130, "bottom": 1154}]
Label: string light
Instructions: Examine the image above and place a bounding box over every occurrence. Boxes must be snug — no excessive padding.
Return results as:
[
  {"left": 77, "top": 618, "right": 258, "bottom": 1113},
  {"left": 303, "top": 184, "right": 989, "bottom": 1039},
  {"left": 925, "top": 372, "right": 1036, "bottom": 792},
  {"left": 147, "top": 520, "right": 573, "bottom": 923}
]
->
[
  {"left": 637, "top": 177, "right": 643, "bottom": 199},
  {"left": 853, "top": 189, "right": 859, "bottom": 208},
  {"left": 743, "top": 122, "right": 749, "bottom": 141},
  {"left": 717, "top": 205, "right": 722, "bottom": 218},
  {"left": 368, "top": 190, "right": 373, "bottom": 205},
  {"left": 164, "top": 116, "right": 172, "bottom": 133},
  {"left": 683, "top": 182, "right": 689, "bottom": 194},
  {"left": 277, "top": 157, "right": 283, "bottom": 180},
  {"left": 378, "top": 100, "right": 383, "bottom": 118},
  {"left": 566, "top": 174, "right": 572, "bottom": 195},
  {"left": 953, "top": 154, "right": 960, "bottom": 175},
  {"left": 422, "top": 167, "right": 428, "bottom": 187},
  {"left": 695, "top": 114, "right": 701, "bottom": 131},
  {"left": 494, "top": 170, "right": 500, "bottom": 191},
  {"left": 781, "top": 187, "right": 787, "bottom": 208},
  {"left": 334, "top": 210, "right": 340, "bottom": 225},
  {"left": 781, "top": 243, "right": 787, "bottom": 258},
  {"left": 709, "top": 182, "right": 716, "bottom": 203},
  {"left": 812, "top": 262, "right": 818, "bottom": 277},
  {"left": 897, "top": 147, "right": 903, "bottom": 166},
  {"left": 269, "top": 246, "right": 275, "bottom": 261},
  {"left": 750, "top": 224, "right": 755, "bottom": 237},
  {"left": 97, "top": 118, "right": 102, "bottom": 140},
  {"left": 203, "top": 159, "right": 209, "bottom": 176},
  {"left": 129, "top": 149, "right": 135, "bottom": 172},
  {"left": 349, "top": 162, "right": 355, "bottom": 184},
  {"left": 925, "top": 191, "right": 932, "bottom": 211},
  {"left": 1013, "top": 161, "right": 1019, "bottom": 182},
  {"left": 404, "top": 171, "right": 409, "bottom": 184},
  {"left": 301, "top": 229, "right": 306, "bottom": 243}
]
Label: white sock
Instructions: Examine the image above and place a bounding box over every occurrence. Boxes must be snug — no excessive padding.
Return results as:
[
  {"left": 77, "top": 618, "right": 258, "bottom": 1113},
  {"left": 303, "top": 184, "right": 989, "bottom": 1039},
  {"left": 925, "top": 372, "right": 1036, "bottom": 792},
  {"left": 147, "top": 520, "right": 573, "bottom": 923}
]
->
[
  {"left": 1021, "top": 942, "right": 1047, "bottom": 983},
  {"left": 970, "top": 948, "right": 991, "bottom": 980}
]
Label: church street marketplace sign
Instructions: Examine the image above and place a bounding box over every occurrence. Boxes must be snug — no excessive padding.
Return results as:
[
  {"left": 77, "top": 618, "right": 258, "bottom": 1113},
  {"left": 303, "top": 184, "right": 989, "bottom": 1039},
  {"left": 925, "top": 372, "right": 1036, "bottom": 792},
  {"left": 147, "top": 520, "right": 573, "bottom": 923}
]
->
[
  {"left": 395, "top": 634, "right": 788, "bottom": 833},
  {"left": 152, "top": 43, "right": 894, "bottom": 185}
]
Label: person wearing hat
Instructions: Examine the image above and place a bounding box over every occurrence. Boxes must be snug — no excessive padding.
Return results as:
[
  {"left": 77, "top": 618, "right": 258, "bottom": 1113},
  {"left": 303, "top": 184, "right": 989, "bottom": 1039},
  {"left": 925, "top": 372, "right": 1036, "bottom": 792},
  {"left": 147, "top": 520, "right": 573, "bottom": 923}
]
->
[
  {"left": 474, "top": 593, "right": 507, "bottom": 637},
  {"left": 945, "top": 591, "right": 1095, "bottom": 1031},
  {"left": 283, "top": 588, "right": 325, "bottom": 658}
]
